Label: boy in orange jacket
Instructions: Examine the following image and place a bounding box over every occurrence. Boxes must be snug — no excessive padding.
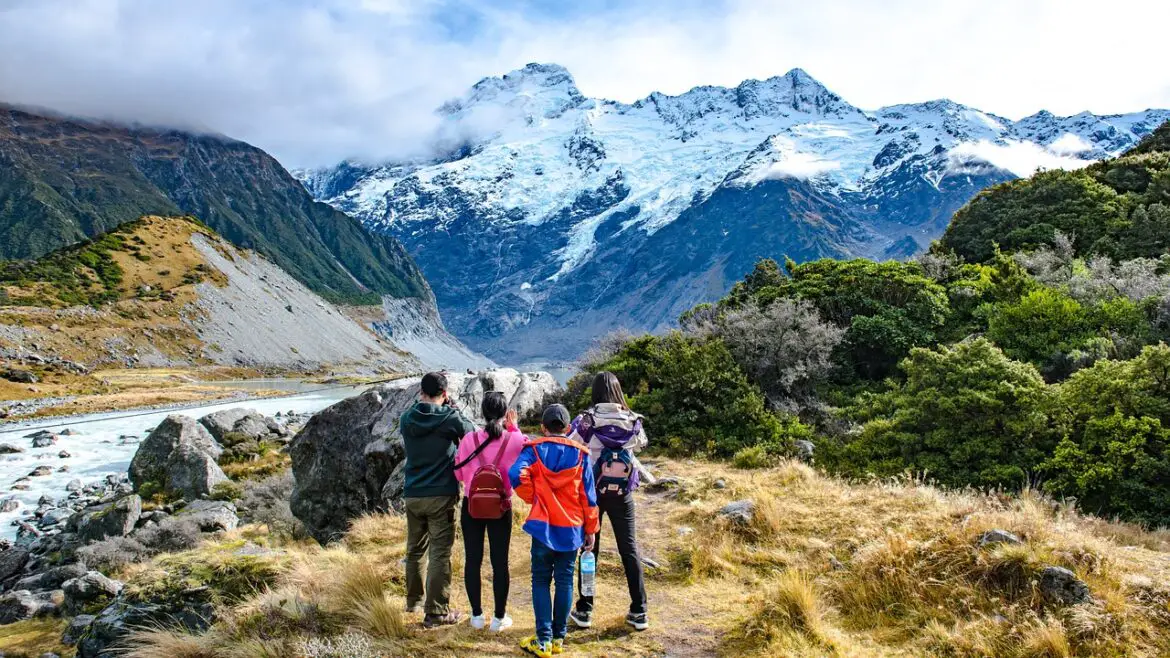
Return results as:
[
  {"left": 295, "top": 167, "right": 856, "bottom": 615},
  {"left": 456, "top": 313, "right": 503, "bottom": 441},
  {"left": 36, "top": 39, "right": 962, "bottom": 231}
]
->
[{"left": 509, "top": 404, "right": 600, "bottom": 657}]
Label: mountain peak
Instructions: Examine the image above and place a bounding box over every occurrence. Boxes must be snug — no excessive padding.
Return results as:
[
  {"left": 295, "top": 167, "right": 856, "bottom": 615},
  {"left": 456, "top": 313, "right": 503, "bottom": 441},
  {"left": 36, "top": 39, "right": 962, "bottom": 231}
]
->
[{"left": 442, "top": 62, "right": 586, "bottom": 121}]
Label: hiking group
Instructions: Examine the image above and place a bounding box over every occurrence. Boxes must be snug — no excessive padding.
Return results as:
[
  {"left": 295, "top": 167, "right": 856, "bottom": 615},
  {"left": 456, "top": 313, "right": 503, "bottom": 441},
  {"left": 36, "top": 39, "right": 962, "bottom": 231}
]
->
[{"left": 399, "top": 370, "right": 650, "bottom": 658}]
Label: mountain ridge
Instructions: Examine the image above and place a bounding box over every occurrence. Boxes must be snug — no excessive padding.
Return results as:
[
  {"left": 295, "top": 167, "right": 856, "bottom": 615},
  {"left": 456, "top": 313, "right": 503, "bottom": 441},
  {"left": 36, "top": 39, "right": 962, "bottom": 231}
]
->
[
  {"left": 0, "top": 104, "right": 428, "bottom": 306},
  {"left": 297, "top": 63, "right": 1170, "bottom": 361}
]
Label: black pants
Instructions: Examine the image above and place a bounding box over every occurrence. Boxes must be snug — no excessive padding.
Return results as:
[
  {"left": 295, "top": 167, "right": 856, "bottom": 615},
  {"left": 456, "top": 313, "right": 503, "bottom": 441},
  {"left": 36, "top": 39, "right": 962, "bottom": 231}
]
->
[
  {"left": 575, "top": 492, "right": 647, "bottom": 615},
  {"left": 460, "top": 497, "right": 512, "bottom": 618}
]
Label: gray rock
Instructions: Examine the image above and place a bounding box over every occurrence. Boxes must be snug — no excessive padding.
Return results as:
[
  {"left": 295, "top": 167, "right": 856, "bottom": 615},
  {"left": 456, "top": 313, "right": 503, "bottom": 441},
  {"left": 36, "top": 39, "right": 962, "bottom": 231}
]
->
[
  {"left": 0, "top": 498, "right": 19, "bottom": 513},
  {"left": 178, "top": 500, "right": 239, "bottom": 532},
  {"left": 14, "top": 562, "right": 87, "bottom": 591},
  {"left": 0, "top": 443, "right": 24, "bottom": 454},
  {"left": 29, "top": 465, "right": 54, "bottom": 477},
  {"left": 58, "top": 450, "right": 71, "bottom": 459},
  {"left": 66, "top": 479, "right": 84, "bottom": 493},
  {"left": 1040, "top": 566, "right": 1092, "bottom": 605},
  {"left": 165, "top": 445, "right": 229, "bottom": 501},
  {"left": 2, "top": 368, "right": 38, "bottom": 384},
  {"left": 795, "top": 440, "right": 816, "bottom": 463},
  {"left": 978, "top": 529, "right": 1024, "bottom": 548},
  {"left": 289, "top": 368, "right": 558, "bottom": 544},
  {"left": 0, "top": 589, "right": 52, "bottom": 623},
  {"left": 197, "top": 408, "right": 253, "bottom": 442},
  {"left": 31, "top": 434, "right": 58, "bottom": 448},
  {"left": 63, "top": 613, "right": 95, "bottom": 645},
  {"left": 62, "top": 571, "right": 123, "bottom": 613},
  {"left": 128, "top": 415, "right": 221, "bottom": 491},
  {"left": 40, "top": 508, "right": 73, "bottom": 527},
  {"left": 73, "top": 495, "right": 142, "bottom": 543},
  {"left": 0, "top": 546, "right": 30, "bottom": 581},
  {"left": 712, "top": 479, "right": 727, "bottom": 490},
  {"left": 718, "top": 500, "right": 756, "bottom": 526},
  {"left": 76, "top": 592, "right": 215, "bottom": 658},
  {"left": 231, "top": 413, "right": 275, "bottom": 440},
  {"left": 642, "top": 476, "right": 681, "bottom": 493}
]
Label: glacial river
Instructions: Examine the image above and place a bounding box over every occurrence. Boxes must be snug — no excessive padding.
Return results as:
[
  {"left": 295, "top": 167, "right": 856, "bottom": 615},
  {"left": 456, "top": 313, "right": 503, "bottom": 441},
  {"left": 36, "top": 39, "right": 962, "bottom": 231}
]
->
[{"left": 0, "top": 382, "right": 371, "bottom": 540}]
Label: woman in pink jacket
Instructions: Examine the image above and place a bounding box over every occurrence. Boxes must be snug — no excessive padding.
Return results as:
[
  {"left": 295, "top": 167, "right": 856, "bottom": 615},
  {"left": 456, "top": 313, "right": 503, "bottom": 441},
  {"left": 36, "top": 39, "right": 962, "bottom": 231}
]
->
[{"left": 453, "top": 391, "right": 526, "bottom": 632}]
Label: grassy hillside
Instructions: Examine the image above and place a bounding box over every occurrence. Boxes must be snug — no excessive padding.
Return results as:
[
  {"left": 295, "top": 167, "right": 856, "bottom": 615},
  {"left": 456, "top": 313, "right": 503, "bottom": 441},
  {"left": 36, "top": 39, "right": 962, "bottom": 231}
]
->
[
  {"left": 939, "top": 120, "right": 1170, "bottom": 262},
  {"left": 0, "top": 105, "right": 427, "bottom": 305},
  {"left": 16, "top": 459, "right": 1165, "bottom": 658}
]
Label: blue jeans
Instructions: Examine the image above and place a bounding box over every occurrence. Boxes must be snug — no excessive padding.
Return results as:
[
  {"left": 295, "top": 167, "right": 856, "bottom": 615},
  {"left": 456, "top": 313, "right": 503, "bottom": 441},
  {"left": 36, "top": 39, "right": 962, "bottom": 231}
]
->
[{"left": 530, "top": 538, "right": 576, "bottom": 643}]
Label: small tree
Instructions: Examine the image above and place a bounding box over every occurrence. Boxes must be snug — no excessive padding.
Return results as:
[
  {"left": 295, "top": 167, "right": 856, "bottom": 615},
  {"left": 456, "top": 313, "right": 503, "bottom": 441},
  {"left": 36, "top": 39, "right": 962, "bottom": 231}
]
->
[{"left": 715, "top": 299, "right": 844, "bottom": 410}]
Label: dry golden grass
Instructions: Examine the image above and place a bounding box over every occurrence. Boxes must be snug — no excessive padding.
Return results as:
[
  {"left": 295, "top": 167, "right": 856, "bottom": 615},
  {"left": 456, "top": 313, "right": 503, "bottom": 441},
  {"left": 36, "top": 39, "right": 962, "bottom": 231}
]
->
[{"left": 100, "top": 459, "right": 1170, "bottom": 658}]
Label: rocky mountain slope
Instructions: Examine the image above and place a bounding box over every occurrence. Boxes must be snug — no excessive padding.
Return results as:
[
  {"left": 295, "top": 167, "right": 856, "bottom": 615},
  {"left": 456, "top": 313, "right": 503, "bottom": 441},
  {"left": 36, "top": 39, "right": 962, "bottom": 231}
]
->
[
  {"left": 0, "top": 105, "right": 426, "bottom": 306},
  {"left": 298, "top": 63, "right": 1170, "bottom": 361},
  {"left": 0, "top": 216, "right": 488, "bottom": 378}
]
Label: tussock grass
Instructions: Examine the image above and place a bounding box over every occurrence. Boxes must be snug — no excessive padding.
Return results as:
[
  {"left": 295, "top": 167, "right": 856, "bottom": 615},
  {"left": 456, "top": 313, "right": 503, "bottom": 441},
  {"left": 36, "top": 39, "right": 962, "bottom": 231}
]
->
[
  {"left": 96, "top": 460, "right": 1170, "bottom": 658},
  {"left": 123, "top": 627, "right": 217, "bottom": 658}
]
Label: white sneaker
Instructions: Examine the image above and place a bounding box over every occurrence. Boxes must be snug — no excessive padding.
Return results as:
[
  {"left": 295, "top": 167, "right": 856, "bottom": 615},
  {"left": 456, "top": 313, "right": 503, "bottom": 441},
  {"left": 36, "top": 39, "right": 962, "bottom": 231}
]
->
[
  {"left": 470, "top": 614, "right": 487, "bottom": 630},
  {"left": 490, "top": 615, "right": 513, "bottom": 632}
]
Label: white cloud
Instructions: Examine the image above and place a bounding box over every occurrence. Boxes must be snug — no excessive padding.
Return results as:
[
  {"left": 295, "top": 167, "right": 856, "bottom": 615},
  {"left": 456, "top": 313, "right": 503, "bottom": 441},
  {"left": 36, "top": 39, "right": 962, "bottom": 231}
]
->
[
  {"left": 948, "top": 139, "right": 1093, "bottom": 177},
  {"left": 0, "top": 0, "right": 1167, "bottom": 167},
  {"left": 1048, "top": 133, "right": 1094, "bottom": 155},
  {"left": 762, "top": 152, "right": 842, "bottom": 180}
]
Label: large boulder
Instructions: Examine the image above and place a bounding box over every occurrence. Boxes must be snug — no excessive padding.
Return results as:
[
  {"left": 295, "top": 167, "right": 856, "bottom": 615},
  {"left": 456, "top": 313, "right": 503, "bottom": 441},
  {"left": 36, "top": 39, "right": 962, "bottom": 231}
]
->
[
  {"left": 164, "top": 445, "right": 229, "bottom": 501},
  {"left": 1040, "top": 566, "right": 1092, "bottom": 605},
  {"left": 73, "top": 495, "right": 142, "bottom": 543},
  {"left": 128, "top": 415, "right": 222, "bottom": 496},
  {"left": 290, "top": 368, "right": 559, "bottom": 544},
  {"left": 197, "top": 408, "right": 253, "bottom": 442}
]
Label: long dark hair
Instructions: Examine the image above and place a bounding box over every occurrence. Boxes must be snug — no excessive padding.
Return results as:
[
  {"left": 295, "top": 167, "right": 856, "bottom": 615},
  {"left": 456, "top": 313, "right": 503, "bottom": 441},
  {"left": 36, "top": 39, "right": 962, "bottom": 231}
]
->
[
  {"left": 591, "top": 371, "right": 629, "bottom": 409},
  {"left": 481, "top": 391, "right": 508, "bottom": 442}
]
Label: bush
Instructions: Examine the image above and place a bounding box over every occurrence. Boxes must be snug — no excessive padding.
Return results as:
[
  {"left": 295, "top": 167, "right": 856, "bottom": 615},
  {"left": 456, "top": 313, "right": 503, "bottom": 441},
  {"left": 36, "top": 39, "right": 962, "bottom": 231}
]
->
[
  {"left": 77, "top": 518, "right": 204, "bottom": 571},
  {"left": 748, "top": 258, "right": 951, "bottom": 380},
  {"left": 714, "top": 299, "right": 844, "bottom": 410},
  {"left": 1042, "top": 345, "right": 1170, "bottom": 526},
  {"left": 732, "top": 446, "right": 773, "bottom": 469},
  {"left": 824, "top": 339, "right": 1054, "bottom": 488},
  {"left": 580, "top": 332, "right": 811, "bottom": 457}
]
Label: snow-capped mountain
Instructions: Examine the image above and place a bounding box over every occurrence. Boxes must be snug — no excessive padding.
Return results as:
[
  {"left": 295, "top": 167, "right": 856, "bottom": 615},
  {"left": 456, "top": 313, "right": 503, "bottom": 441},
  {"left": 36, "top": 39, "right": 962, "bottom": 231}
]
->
[{"left": 297, "top": 63, "right": 1170, "bottom": 362}]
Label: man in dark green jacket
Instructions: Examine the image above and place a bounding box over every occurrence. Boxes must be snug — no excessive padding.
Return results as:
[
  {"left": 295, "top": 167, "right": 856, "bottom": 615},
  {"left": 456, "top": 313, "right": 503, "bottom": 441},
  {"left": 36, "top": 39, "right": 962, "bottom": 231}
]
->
[{"left": 401, "top": 371, "right": 476, "bottom": 627}]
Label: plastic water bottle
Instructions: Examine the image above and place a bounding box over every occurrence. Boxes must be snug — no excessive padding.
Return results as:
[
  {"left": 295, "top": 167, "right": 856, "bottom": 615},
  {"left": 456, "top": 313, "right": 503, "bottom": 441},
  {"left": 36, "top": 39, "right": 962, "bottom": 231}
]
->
[{"left": 580, "top": 551, "right": 596, "bottom": 597}]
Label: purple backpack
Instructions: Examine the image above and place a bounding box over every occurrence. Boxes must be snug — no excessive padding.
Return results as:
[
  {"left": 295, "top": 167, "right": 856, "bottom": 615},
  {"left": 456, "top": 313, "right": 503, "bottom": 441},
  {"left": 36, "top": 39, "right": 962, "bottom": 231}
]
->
[{"left": 576, "top": 409, "right": 642, "bottom": 496}]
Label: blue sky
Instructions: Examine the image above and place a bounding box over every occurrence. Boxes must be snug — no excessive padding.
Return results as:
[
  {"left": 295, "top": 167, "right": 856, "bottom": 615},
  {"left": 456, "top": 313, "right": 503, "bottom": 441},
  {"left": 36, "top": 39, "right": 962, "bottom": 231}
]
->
[{"left": 1, "top": 0, "right": 1167, "bottom": 167}]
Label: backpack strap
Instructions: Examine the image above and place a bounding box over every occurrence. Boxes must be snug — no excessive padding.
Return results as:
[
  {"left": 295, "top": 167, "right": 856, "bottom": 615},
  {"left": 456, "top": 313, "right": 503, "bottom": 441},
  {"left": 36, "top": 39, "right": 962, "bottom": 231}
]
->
[
  {"left": 487, "top": 434, "right": 509, "bottom": 469},
  {"left": 454, "top": 431, "right": 497, "bottom": 471}
]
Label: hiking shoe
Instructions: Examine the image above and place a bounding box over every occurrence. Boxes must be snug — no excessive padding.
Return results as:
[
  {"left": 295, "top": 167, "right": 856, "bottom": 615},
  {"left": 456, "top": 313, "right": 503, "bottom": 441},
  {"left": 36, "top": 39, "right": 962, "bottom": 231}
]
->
[
  {"left": 489, "top": 614, "right": 513, "bottom": 632},
  {"left": 551, "top": 637, "right": 565, "bottom": 654},
  {"left": 469, "top": 614, "right": 486, "bottom": 630},
  {"left": 520, "top": 636, "right": 553, "bottom": 658},
  {"left": 423, "top": 611, "right": 462, "bottom": 628},
  {"left": 626, "top": 612, "right": 649, "bottom": 631},
  {"left": 569, "top": 608, "right": 593, "bottom": 628}
]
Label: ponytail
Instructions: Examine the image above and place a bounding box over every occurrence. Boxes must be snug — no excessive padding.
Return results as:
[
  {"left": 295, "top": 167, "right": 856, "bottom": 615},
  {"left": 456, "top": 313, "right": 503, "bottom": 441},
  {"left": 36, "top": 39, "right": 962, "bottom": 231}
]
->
[{"left": 480, "top": 391, "right": 509, "bottom": 443}]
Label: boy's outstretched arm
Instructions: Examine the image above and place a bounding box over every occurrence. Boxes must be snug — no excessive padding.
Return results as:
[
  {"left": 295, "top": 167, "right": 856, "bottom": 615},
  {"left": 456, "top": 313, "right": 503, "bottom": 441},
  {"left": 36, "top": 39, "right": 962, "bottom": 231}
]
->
[{"left": 509, "top": 445, "right": 537, "bottom": 505}]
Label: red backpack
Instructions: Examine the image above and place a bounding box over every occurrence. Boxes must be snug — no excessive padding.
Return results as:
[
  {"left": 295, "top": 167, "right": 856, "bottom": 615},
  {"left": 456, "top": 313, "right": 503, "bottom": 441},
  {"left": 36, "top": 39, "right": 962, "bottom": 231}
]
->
[{"left": 457, "top": 434, "right": 512, "bottom": 520}]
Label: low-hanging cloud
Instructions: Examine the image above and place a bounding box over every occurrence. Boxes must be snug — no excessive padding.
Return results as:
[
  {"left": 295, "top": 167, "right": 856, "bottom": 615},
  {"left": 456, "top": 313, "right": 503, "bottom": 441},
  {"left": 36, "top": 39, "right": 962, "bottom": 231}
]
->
[
  {"left": 1, "top": 0, "right": 1167, "bottom": 168},
  {"left": 762, "top": 152, "right": 843, "bottom": 180},
  {"left": 948, "top": 140, "right": 1093, "bottom": 177}
]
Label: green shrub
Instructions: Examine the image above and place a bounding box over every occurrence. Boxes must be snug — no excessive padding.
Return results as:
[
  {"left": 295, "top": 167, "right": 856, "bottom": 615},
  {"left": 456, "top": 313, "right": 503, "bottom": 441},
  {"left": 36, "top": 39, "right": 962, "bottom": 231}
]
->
[
  {"left": 1042, "top": 345, "right": 1170, "bottom": 526},
  {"left": 823, "top": 339, "right": 1054, "bottom": 488},
  {"left": 579, "top": 332, "right": 810, "bottom": 458},
  {"left": 732, "top": 446, "right": 773, "bottom": 469}
]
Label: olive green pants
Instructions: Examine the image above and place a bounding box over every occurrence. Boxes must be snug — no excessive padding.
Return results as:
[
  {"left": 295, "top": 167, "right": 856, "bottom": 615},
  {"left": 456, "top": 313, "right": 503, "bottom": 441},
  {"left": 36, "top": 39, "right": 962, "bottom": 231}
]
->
[{"left": 404, "top": 495, "right": 459, "bottom": 615}]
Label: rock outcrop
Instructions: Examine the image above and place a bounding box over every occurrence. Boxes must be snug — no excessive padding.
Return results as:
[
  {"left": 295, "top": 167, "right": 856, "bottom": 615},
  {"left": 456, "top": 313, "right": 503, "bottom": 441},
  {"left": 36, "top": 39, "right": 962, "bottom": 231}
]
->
[
  {"left": 290, "top": 369, "right": 559, "bottom": 543},
  {"left": 72, "top": 495, "right": 142, "bottom": 543},
  {"left": 128, "top": 415, "right": 225, "bottom": 498}
]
